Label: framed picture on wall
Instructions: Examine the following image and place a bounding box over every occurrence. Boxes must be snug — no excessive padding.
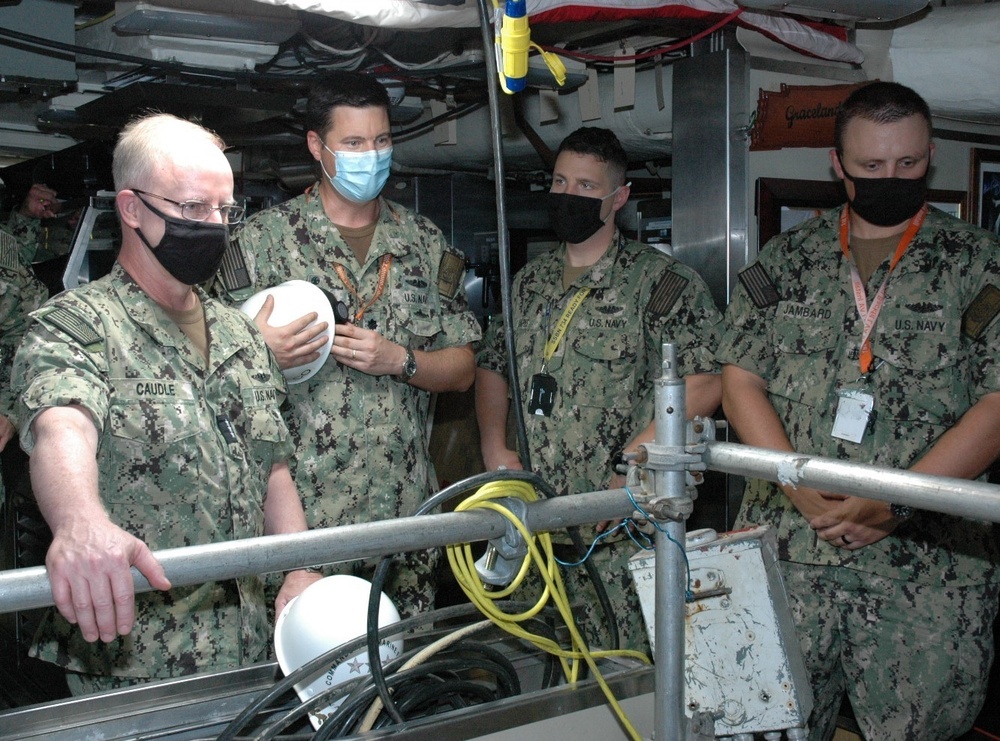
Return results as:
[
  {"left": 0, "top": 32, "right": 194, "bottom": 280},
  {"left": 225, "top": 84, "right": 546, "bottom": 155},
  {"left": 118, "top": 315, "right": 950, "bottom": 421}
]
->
[{"left": 970, "top": 148, "right": 1000, "bottom": 238}]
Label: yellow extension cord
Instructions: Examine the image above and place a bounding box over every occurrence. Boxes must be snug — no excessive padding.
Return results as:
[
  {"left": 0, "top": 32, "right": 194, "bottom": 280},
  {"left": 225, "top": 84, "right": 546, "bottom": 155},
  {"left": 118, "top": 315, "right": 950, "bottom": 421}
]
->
[{"left": 445, "top": 480, "right": 651, "bottom": 741}]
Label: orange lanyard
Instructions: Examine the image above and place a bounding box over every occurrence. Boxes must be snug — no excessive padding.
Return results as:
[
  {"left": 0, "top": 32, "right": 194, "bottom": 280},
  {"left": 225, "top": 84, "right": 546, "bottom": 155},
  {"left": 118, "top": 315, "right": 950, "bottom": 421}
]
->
[
  {"left": 334, "top": 254, "right": 393, "bottom": 322},
  {"left": 838, "top": 204, "right": 926, "bottom": 374}
]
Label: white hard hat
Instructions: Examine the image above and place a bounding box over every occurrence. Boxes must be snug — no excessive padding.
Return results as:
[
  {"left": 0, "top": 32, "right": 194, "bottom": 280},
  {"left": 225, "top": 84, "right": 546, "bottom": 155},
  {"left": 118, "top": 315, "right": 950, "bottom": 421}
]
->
[
  {"left": 274, "top": 574, "right": 404, "bottom": 730},
  {"left": 239, "top": 280, "right": 335, "bottom": 384}
]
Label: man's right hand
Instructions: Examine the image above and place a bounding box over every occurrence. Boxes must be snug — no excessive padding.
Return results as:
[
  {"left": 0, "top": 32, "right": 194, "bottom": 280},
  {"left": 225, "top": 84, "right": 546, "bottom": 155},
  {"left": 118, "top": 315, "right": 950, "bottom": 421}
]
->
[
  {"left": 253, "top": 294, "right": 330, "bottom": 370},
  {"left": 19, "top": 183, "right": 61, "bottom": 220},
  {"left": 46, "top": 517, "right": 171, "bottom": 643}
]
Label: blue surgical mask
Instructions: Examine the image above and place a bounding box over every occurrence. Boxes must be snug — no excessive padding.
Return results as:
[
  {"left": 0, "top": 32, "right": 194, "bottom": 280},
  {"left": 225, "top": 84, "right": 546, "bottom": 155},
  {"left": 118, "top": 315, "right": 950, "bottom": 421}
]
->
[{"left": 320, "top": 144, "right": 393, "bottom": 203}]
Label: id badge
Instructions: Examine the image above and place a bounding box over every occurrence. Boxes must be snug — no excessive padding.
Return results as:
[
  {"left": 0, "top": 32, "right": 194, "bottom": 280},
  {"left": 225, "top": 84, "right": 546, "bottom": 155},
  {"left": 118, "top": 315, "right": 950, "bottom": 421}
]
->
[
  {"left": 831, "top": 388, "right": 874, "bottom": 443},
  {"left": 528, "top": 373, "right": 557, "bottom": 416}
]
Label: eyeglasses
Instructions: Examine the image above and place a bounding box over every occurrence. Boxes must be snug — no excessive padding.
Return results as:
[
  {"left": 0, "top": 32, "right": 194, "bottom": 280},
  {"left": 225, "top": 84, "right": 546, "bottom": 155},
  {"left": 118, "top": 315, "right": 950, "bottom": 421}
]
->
[{"left": 131, "top": 189, "right": 246, "bottom": 224}]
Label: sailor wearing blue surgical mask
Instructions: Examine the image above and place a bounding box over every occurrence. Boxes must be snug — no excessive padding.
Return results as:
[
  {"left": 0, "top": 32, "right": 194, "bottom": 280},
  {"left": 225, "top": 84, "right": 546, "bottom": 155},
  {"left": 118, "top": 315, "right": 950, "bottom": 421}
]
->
[
  {"left": 311, "top": 101, "right": 394, "bottom": 205},
  {"left": 211, "top": 71, "right": 481, "bottom": 619}
]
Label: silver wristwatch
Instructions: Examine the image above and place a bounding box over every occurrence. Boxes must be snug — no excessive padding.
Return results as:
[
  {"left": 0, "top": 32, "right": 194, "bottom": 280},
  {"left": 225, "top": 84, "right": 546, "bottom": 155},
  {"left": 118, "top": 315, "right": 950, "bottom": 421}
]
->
[
  {"left": 890, "top": 502, "right": 914, "bottom": 522},
  {"left": 398, "top": 347, "right": 417, "bottom": 381}
]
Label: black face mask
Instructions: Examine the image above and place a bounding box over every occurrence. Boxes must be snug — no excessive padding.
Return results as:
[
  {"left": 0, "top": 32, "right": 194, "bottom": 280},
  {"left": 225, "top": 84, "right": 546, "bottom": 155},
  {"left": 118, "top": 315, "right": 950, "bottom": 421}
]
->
[
  {"left": 547, "top": 191, "right": 614, "bottom": 244},
  {"left": 134, "top": 194, "right": 230, "bottom": 285},
  {"left": 840, "top": 158, "right": 928, "bottom": 227}
]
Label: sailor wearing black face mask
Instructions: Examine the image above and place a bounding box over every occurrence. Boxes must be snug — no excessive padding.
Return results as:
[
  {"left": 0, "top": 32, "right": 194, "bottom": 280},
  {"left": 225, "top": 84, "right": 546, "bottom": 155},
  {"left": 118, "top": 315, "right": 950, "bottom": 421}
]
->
[
  {"left": 719, "top": 82, "right": 1000, "bottom": 740},
  {"left": 130, "top": 189, "right": 240, "bottom": 286},
  {"left": 12, "top": 113, "right": 320, "bottom": 695},
  {"left": 476, "top": 127, "right": 723, "bottom": 655}
]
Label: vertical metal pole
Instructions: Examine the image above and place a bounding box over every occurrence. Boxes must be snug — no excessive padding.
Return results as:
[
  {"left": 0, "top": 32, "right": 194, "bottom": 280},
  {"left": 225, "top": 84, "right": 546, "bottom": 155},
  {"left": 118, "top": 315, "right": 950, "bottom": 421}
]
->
[
  {"left": 654, "top": 343, "right": 688, "bottom": 741},
  {"left": 475, "top": 0, "right": 532, "bottom": 469}
]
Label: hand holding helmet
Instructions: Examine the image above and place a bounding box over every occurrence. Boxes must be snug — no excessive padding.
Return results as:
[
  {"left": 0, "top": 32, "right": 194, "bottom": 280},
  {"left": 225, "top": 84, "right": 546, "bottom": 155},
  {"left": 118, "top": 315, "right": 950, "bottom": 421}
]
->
[{"left": 240, "top": 280, "right": 336, "bottom": 383}]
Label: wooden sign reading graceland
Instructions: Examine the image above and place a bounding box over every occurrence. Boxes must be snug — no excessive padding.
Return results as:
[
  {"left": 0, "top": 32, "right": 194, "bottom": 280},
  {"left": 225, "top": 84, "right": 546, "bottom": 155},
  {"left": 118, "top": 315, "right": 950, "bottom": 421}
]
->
[{"left": 750, "top": 82, "right": 870, "bottom": 151}]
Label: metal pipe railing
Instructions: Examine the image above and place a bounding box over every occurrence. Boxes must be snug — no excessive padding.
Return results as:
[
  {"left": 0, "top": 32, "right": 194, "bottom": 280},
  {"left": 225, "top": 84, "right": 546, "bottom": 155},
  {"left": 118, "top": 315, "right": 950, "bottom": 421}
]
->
[
  {"left": 3, "top": 444, "right": 999, "bottom": 615},
  {"left": 0, "top": 487, "right": 639, "bottom": 615},
  {"left": 702, "top": 441, "right": 1000, "bottom": 522}
]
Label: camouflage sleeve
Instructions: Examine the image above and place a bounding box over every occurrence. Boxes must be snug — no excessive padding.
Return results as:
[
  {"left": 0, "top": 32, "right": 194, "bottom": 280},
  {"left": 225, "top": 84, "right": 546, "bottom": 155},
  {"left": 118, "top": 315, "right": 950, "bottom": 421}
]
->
[
  {"left": 13, "top": 300, "right": 110, "bottom": 453},
  {"left": 0, "top": 234, "right": 48, "bottom": 421},
  {"left": 264, "top": 332, "right": 296, "bottom": 463},
  {"left": 476, "top": 311, "right": 508, "bottom": 378},
  {"left": 716, "top": 237, "right": 788, "bottom": 380},
  {"left": 207, "top": 221, "right": 263, "bottom": 307},
  {"left": 6, "top": 210, "right": 42, "bottom": 265},
  {"left": 645, "top": 258, "right": 723, "bottom": 378},
  {"left": 965, "top": 235, "right": 1000, "bottom": 399}
]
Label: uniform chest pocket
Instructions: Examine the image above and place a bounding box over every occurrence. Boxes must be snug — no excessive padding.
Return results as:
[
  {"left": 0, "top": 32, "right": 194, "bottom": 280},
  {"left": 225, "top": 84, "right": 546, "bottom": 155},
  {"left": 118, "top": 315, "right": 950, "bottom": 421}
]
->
[
  {"left": 108, "top": 399, "right": 205, "bottom": 445},
  {"left": 774, "top": 306, "right": 840, "bottom": 356},
  {"left": 568, "top": 332, "right": 638, "bottom": 408},
  {"left": 246, "top": 406, "right": 285, "bottom": 443},
  {"left": 874, "top": 309, "right": 960, "bottom": 373},
  {"left": 104, "top": 399, "right": 208, "bottom": 506},
  {"left": 395, "top": 304, "right": 443, "bottom": 349},
  {"left": 873, "top": 311, "right": 965, "bottom": 425},
  {"left": 770, "top": 312, "right": 840, "bottom": 408},
  {"left": 242, "top": 406, "right": 285, "bottom": 482}
]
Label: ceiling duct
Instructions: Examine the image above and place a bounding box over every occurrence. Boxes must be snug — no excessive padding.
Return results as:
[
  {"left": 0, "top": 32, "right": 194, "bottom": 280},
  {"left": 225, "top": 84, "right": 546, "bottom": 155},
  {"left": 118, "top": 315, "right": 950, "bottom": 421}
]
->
[
  {"left": 888, "top": 3, "right": 1000, "bottom": 123},
  {"left": 391, "top": 63, "right": 674, "bottom": 172},
  {"left": 67, "top": 82, "right": 298, "bottom": 132},
  {"left": 76, "top": 1, "right": 302, "bottom": 72},
  {"left": 737, "top": 0, "right": 927, "bottom": 22},
  {"left": 111, "top": 0, "right": 302, "bottom": 44},
  {"left": 0, "top": 0, "right": 75, "bottom": 84}
]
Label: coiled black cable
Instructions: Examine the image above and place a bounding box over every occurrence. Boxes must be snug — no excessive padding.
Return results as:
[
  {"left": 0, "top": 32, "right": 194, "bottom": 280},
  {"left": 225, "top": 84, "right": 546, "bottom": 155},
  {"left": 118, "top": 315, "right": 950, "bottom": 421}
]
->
[
  {"left": 218, "top": 601, "right": 560, "bottom": 740},
  {"left": 217, "top": 602, "right": 482, "bottom": 740},
  {"left": 312, "top": 648, "right": 519, "bottom": 739}
]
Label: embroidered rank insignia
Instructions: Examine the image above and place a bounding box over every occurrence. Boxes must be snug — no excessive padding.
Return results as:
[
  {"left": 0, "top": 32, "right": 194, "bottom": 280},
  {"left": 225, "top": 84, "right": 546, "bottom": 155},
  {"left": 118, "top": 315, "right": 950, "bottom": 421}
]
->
[
  {"left": 738, "top": 262, "right": 781, "bottom": 309},
  {"left": 41, "top": 307, "right": 102, "bottom": 346},
  {"left": 0, "top": 230, "right": 18, "bottom": 273},
  {"left": 219, "top": 241, "right": 252, "bottom": 292},
  {"left": 648, "top": 270, "right": 688, "bottom": 318},
  {"left": 437, "top": 252, "right": 465, "bottom": 299},
  {"left": 963, "top": 284, "right": 1000, "bottom": 339}
]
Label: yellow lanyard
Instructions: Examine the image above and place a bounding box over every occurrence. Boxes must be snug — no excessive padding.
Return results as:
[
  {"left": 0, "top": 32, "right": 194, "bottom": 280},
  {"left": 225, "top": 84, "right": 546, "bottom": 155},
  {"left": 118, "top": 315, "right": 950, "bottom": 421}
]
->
[{"left": 542, "top": 287, "right": 590, "bottom": 366}]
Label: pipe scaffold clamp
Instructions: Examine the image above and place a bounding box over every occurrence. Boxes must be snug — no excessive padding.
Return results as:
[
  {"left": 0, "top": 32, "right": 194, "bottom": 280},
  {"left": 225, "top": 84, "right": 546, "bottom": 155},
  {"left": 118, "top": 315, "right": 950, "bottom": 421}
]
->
[{"left": 628, "top": 415, "right": 720, "bottom": 523}]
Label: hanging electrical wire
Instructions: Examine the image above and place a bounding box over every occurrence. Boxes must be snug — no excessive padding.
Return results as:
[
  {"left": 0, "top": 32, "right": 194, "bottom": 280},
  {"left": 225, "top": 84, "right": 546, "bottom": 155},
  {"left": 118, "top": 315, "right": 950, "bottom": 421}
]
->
[
  {"left": 391, "top": 100, "right": 486, "bottom": 142},
  {"left": 537, "top": 8, "right": 744, "bottom": 63}
]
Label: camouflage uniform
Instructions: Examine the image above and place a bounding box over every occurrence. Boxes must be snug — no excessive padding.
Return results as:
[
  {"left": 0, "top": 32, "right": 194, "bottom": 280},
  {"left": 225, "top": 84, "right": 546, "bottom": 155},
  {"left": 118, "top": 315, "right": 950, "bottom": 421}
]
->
[
  {"left": 14, "top": 263, "right": 294, "bottom": 681},
  {"left": 718, "top": 206, "right": 1000, "bottom": 740},
  {"left": 477, "top": 231, "right": 722, "bottom": 653},
  {"left": 0, "top": 229, "right": 47, "bottom": 508},
  {"left": 6, "top": 210, "right": 44, "bottom": 264},
  {"left": 215, "top": 190, "right": 481, "bottom": 616}
]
